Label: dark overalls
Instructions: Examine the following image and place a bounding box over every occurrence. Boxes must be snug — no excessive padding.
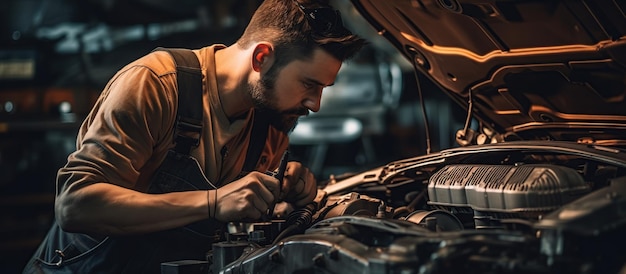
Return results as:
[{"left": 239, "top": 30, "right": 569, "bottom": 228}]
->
[
  {"left": 23, "top": 48, "right": 266, "bottom": 273},
  {"left": 23, "top": 151, "right": 223, "bottom": 274}
]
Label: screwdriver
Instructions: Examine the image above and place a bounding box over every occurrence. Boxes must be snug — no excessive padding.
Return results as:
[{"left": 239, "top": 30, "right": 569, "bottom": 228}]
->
[{"left": 265, "top": 150, "right": 289, "bottom": 219}]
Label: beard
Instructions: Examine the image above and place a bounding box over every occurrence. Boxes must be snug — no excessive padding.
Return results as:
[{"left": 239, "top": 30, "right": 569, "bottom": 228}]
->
[{"left": 249, "top": 65, "right": 309, "bottom": 133}]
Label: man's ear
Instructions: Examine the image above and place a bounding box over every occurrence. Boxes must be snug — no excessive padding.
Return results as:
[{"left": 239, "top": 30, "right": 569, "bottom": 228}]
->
[{"left": 252, "top": 43, "right": 274, "bottom": 72}]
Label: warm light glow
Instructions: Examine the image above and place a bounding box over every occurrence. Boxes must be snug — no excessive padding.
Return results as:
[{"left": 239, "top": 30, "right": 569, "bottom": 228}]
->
[{"left": 400, "top": 31, "right": 613, "bottom": 63}]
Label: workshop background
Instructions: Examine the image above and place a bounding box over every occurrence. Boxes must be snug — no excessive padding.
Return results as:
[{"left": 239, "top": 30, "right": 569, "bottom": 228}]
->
[{"left": 0, "top": 0, "right": 466, "bottom": 272}]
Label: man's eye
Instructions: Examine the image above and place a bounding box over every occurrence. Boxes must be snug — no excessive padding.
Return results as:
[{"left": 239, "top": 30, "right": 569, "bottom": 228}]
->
[{"left": 303, "top": 82, "right": 315, "bottom": 89}]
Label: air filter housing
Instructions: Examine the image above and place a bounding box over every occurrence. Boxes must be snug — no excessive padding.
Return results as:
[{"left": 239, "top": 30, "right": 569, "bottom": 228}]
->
[{"left": 427, "top": 164, "right": 591, "bottom": 214}]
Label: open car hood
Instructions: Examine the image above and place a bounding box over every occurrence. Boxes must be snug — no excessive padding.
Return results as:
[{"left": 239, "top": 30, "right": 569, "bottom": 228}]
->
[{"left": 350, "top": 0, "right": 626, "bottom": 144}]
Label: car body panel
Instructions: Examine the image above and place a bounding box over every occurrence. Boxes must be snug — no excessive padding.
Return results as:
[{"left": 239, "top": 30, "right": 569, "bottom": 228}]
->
[{"left": 350, "top": 0, "right": 626, "bottom": 141}]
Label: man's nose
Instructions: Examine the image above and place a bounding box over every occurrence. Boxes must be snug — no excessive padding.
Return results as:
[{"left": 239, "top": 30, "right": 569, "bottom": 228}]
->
[{"left": 302, "top": 91, "right": 322, "bottom": 113}]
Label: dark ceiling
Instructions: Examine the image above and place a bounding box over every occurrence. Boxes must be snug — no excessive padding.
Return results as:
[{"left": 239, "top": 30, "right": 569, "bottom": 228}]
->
[{"left": 1, "top": 0, "right": 262, "bottom": 88}]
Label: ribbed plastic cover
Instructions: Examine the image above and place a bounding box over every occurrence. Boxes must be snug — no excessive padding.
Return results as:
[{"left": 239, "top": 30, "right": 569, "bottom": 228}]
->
[{"left": 427, "top": 164, "right": 590, "bottom": 212}]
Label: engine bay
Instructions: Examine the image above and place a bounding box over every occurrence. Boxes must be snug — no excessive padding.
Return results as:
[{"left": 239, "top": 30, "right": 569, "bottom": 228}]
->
[{"left": 194, "top": 141, "right": 626, "bottom": 274}]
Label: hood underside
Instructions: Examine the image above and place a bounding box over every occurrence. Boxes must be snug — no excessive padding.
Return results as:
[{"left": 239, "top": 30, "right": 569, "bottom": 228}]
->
[{"left": 350, "top": 0, "right": 626, "bottom": 143}]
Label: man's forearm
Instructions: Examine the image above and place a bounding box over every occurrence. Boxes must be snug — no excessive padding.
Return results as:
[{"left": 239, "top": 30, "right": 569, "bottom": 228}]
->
[{"left": 55, "top": 182, "right": 211, "bottom": 235}]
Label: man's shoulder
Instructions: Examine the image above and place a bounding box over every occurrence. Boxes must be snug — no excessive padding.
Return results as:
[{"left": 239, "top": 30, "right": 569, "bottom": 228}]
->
[
  {"left": 124, "top": 46, "right": 218, "bottom": 76},
  {"left": 123, "top": 50, "right": 178, "bottom": 77}
]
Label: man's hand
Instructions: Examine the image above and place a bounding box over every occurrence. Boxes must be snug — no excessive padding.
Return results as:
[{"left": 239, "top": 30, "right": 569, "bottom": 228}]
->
[
  {"left": 213, "top": 171, "right": 280, "bottom": 222},
  {"left": 281, "top": 162, "right": 317, "bottom": 207}
]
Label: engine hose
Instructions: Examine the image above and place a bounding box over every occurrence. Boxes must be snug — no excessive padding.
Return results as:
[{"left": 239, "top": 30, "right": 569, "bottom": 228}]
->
[{"left": 272, "top": 202, "right": 317, "bottom": 244}]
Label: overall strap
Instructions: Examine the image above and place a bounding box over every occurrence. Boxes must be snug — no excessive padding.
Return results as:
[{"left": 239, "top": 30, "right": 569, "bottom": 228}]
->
[
  {"left": 154, "top": 47, "right": 203, "bottom": 155},
  {"left": 242, "top": 110, "right": 270, "bottom": 172},
  {"left": 154, "top": 47, "right": 270, "bottom": 172}
]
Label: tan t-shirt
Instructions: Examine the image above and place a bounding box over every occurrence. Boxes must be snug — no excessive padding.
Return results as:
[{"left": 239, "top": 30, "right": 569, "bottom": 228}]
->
[{"left": 57, "top": 45, "right": 289, "bottom": 194}]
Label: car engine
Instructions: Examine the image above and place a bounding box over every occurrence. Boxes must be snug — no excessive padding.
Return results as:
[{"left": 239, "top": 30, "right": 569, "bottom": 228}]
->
[{"left": 193, "top": 141, "right": 626, "bottom": 274}]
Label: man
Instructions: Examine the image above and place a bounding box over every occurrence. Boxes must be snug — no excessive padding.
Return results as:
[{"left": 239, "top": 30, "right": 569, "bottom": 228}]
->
[{"left": 23, "top": 0, "right": 365, "bottom": 273}]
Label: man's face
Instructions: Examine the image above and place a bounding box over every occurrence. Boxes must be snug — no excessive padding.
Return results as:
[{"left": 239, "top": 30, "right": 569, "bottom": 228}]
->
[{"left": 250, "top": 48, "right": 342, "bottom": 133}]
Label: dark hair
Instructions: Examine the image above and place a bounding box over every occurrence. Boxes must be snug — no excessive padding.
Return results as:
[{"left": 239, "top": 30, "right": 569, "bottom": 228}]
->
[{"left": 236, "top": 0, "right": 366, "bottom": 70}]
